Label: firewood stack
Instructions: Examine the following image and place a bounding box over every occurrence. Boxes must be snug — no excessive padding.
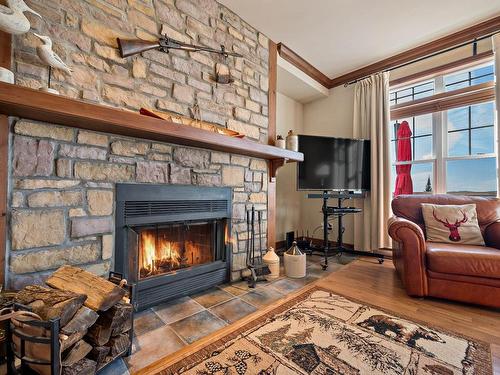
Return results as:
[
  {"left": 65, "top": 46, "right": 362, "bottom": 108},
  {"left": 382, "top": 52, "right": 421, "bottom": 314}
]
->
[{"left": 13, "top": 265, "right": 133, "bottom": 374}]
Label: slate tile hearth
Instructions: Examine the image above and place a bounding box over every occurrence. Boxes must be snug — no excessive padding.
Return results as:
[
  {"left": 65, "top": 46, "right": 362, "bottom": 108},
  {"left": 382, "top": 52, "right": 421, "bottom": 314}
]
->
[
  {"left": 152, "top": 296, "right": 205, "bottom": 325},
  {"left": 170, "top": 310, "right": 228, "bottom": 344},
  {"left": 191, "top": 287, "right": 234, "bottom": 308},
  {"left": 101, "top": 254, "right": 355, "bottom": 374},
  {"left": 239, "top": 284, "right": 286, "bottom": 308},
  {"left": 210, "top": 298, "right": 257, "bottom": 324}
]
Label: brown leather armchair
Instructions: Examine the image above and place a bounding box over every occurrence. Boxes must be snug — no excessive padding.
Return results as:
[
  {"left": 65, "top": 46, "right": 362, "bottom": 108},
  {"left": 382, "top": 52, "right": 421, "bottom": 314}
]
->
[{"left": 388, "top": 194, "right": 500, "bottom": 308}]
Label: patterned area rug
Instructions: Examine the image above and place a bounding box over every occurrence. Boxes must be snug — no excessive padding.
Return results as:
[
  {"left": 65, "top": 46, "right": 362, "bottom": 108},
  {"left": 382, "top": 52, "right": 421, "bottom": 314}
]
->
[{"left": 161, "top": 287, "right": 492, "bottom": 375}]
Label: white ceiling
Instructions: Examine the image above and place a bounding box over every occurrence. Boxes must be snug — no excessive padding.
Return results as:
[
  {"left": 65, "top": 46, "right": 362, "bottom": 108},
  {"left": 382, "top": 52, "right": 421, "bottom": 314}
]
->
[{"left": 219, "top": 0, "right": 500, "bottom": 78}]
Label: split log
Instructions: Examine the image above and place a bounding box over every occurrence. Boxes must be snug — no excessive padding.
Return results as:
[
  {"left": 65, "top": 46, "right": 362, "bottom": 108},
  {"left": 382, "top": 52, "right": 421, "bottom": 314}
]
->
[
  {"left": 62, "top": 339, "right": 92, "bottom": 367},
  {"left": 62, "top": 306, "right": 98, "bottom": 335},
  {"left": 88, "top": 346, "right": 110, "bottom": 369},
  {"left": 62, "top": 358, "right": 96, "bottom": 375},
  {"left": 106, "top": 334, "right": 130, "bottom": 357},
  {"left": 60, "top": 330, "right": 87, "bottom": 352},
  {"left": 46, "top": 265, "right": 125, "bottom": 311},
  {"left": 104, "top": 302, "right": 133, "bottom": 335},
  {"left": 14, "top": 285, "right": 86, "bottom": 326},
  {"left": 86, "top": 322, "right": 112, "bottom": 346},
  {"left": 86, "top": 302, "right": 133, "bottom": 345}
]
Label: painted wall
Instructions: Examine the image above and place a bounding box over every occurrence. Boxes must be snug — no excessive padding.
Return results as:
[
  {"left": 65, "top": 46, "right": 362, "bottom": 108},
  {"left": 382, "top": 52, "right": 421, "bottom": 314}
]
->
[
  {"left": 275, "top": 92, "right": 304, "bottom": 245},
  {"left": 300, "top": 85, "right": 357, "bottom": 245}
]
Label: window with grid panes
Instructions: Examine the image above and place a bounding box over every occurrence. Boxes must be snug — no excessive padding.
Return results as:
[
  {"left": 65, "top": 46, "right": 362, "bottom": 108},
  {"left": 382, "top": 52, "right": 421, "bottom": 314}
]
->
[{"left": 389, "top": 62, "right": 497, "bottom": 196}]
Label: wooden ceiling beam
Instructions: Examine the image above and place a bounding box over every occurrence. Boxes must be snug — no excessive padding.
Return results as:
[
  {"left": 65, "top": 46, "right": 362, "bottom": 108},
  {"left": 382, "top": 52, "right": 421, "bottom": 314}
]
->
[{"left": 277, "top": 43, "right": 331, "bottom": 88}]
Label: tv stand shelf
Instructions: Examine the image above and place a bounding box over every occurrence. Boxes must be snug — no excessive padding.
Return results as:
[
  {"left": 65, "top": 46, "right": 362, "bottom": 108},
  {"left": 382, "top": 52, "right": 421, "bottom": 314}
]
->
[{"left": 307, "top": 191, "right": 384, "bottom": 268}]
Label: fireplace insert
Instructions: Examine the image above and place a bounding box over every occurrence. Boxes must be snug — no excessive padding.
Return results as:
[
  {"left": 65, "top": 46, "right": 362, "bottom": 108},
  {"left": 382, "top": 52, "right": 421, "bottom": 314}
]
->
[{"left": 115, "top": 184, "right": 232, "bottom": 311}]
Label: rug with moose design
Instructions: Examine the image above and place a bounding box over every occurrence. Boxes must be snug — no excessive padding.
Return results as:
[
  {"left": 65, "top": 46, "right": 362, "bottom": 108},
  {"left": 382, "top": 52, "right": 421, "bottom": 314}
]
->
[{"left": 162, "top": 288, "right": 492, "bottom": 375}]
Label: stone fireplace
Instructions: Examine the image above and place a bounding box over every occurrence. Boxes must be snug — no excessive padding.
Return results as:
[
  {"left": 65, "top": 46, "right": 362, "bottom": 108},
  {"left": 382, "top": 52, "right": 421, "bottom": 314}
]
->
[
  {"left": 115, "top": 184, "right": 232, "bottom": 310},
  {"left": 7, "top": 119, "right": 268, "bottom": 292}
]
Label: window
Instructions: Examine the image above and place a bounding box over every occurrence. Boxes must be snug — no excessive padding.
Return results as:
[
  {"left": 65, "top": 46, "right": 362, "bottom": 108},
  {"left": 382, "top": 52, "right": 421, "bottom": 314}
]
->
[
  {"left": 390, "top": 80, "right": 434, "bottom": 105},
  {"left": 444, "top": 64, "right": 494, "bottom": 91},
  {"left": 389, "top": 62, "right": 497, "bottom": 196}
]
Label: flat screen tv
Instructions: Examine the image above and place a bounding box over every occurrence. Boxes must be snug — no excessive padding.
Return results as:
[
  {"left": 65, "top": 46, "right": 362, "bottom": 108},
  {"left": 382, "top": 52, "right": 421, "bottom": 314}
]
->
[{"left": 297, "top": 135, "right": 371, "bottom": 191}]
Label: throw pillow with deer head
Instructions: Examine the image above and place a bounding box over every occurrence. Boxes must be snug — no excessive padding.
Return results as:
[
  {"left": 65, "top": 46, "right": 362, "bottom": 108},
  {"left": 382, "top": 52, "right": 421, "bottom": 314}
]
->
[{"left": 421, "top": 203, "right": 485, "bottom": 245}]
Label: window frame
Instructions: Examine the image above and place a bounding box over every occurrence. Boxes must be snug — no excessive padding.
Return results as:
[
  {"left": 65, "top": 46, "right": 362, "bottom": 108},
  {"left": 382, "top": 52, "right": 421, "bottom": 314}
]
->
[{"left": 389, "top": 63, "right": 498, "bottom": 196}]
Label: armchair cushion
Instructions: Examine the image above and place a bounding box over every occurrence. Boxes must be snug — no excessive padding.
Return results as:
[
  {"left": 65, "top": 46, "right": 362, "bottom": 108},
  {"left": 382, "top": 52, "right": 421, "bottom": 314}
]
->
[
  {"left": 426, "top": 242, "right": 500, "bottom": 279},
  {"left": 421, "top": 203, "right": 484, "bottom": 245}
]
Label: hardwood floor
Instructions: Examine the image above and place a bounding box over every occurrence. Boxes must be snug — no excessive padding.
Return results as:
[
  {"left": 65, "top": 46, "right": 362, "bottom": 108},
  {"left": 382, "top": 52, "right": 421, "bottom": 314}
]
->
[{"left": 138, "top": 258, "right": 500, "bottom": 374}]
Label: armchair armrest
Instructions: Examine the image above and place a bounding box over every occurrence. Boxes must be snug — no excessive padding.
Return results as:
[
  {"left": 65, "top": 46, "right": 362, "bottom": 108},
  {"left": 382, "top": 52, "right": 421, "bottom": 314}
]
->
[
  {"left": 484, "top": 221, "right": 500, "bottom": 250},
  {"left": 388, "top": 216, "right": 428, "bottom": 296}
]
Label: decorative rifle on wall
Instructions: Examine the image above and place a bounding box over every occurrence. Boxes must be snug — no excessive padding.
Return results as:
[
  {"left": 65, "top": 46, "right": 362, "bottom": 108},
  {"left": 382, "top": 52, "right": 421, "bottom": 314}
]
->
[
  {"left": 117, "top": 36, "right": 242, "bottom": 84},
  {"left": 117, "top": 36, "right": 243, "bottom": 58}
]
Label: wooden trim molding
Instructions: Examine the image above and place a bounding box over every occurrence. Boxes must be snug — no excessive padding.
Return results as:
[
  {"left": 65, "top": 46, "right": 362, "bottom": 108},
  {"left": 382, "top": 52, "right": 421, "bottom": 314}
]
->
[
  {"left": 0, "top": 83, "right": 303, "bottom": 162},
  {"left": 0, "top": 115, "right": 8, "bottom": 285},
  {"left": 330, "top": 14, "right": 500, "bottom": 88},
  {"left": 390, "top": 81, "right": 495, "bottom": 119},
  {"left": 277, "top": 43, "right": 331, "bottom": 88},
  {"left": 267, "top": 39, "right": 279, "bottom": 250},
  {"left": 389, "top": 50, "right": 494, "bottom": 88},
  {"left": 268, "top": 40, "right": 277, "bottom": 145},
  {"left": 0, "top": 0, "right": 8, "bottom": 285}
]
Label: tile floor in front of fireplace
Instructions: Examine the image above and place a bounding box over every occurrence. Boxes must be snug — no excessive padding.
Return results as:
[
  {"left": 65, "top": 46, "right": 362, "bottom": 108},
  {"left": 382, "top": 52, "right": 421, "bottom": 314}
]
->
[{"left": 101, "top": 254, "right": 354, "bottom": 374}]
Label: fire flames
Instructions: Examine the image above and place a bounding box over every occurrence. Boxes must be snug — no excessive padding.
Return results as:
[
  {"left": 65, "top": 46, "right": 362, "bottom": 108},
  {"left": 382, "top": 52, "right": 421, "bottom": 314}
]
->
[
  {"left": 139, "top": 231, "right": 184, "bottom": 278},
  {"left": 139, "top": 230, "right": 215, "bottom": 279}
]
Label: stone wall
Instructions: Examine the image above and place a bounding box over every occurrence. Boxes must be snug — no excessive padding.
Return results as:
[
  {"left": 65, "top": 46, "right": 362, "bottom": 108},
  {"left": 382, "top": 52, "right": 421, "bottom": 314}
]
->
[
  {"left": 8, "top": 119, "right": 268, "bottom": 288},
  {"left": 7, "top": 0, "right": 271, "bottom": 287},
  {"left": 12, "top": 0, "right": 269, "bottom": 142}
]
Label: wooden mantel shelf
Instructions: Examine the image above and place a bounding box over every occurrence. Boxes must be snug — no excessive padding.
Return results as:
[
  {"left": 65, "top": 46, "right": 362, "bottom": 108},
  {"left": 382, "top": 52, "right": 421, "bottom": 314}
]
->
[{"left": 0, "top": 83, "right": 303, "bottom": 163}]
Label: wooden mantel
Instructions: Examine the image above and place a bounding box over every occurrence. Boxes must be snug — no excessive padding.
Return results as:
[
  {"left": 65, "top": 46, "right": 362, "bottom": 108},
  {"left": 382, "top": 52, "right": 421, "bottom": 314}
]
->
[{"left": 0, "top": 83, "right": 303, "bottom": 166}]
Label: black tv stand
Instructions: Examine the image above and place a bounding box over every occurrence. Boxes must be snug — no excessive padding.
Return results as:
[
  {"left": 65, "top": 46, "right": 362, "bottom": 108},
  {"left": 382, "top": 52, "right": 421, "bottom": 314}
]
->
[{"left": 308, "top": 190, "right": 384, "bottom": 270}]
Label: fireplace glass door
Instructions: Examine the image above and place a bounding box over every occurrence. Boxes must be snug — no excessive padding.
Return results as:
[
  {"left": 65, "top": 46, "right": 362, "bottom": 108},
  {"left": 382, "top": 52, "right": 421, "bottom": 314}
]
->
[{"left": 137, "top": 220, "right": 226, "bottom": 280}]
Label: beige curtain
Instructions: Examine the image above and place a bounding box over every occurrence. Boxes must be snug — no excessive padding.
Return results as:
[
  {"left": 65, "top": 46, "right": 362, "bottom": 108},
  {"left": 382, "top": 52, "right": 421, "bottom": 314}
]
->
[
  {"left": 353, "top": 72, "right": 392, "bottom": 251},
  {"left": 493, "top": 33, "right": 500, "bottom": 197}
]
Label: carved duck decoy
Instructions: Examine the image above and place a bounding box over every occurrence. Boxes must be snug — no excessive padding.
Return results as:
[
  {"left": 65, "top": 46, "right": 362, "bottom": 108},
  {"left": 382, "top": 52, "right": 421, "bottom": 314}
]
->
[
  {"left": 34, "top": 33, "right": 72, "bottom": 74},
  {"left": 0, "top": 0, "right": 41, "bottom": 35}
]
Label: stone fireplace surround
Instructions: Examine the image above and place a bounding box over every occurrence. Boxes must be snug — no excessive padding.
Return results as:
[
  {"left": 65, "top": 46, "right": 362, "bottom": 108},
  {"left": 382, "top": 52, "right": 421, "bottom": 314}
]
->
[
  {"left": 7, "top": 117, "right": 268, "bottom": 290},
  {"left": 3, "top": 0, "right": 278, "bottom": 296}
]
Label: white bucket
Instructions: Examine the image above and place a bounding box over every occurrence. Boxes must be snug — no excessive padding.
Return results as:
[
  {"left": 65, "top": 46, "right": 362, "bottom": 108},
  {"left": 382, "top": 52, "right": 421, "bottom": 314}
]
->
[{"left": 284, "top": 253, "right": 306, "bottom": 278}]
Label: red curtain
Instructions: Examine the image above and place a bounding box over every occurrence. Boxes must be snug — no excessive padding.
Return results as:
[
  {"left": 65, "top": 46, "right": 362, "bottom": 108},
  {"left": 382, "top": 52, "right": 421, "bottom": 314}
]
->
[{"left": 394, "top": 121, "right": 413, "bottom": 196}]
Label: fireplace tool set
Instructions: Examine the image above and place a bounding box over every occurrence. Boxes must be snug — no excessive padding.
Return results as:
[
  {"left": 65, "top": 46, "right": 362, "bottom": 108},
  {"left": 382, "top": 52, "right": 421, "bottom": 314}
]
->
[{"left": 246, "top": 207, "right": 270, "bottom": 288}]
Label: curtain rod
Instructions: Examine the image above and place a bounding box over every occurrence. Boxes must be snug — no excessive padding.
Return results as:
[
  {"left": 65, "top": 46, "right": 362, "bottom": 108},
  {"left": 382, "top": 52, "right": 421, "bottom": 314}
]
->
[{"left": 344, "top": 33, "right": 496, "bottom": 87}]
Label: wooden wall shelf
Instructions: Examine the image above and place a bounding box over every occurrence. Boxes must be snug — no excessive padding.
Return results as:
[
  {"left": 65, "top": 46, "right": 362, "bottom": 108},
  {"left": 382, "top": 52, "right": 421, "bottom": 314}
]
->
[{"left": 0, "top": 83, "right": 303, "bottom": 163}]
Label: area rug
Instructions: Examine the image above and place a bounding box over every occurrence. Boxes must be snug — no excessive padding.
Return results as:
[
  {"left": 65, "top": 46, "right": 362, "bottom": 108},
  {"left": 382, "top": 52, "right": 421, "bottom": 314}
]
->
[{"left": 160, "top": 287, "right": 492, "bottom": 375}]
